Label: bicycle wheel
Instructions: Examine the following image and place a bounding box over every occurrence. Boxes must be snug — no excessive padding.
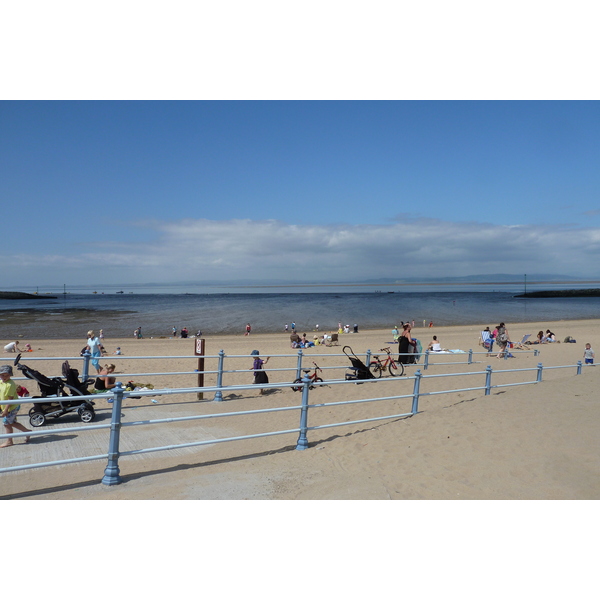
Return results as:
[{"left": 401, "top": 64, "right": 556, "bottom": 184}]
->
[
  {"left": 291, "top": 378, "right": 303, "bottom": 392},
  {"left": 388, "top": 361, "right": 404, "bottom": 377},
  {"left": 369, "top": 361, "right": 382, "bottom": 378}
]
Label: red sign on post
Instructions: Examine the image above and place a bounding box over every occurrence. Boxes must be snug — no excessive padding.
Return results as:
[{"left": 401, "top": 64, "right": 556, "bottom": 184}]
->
[{"left": 194, "top": 338, "right": 205, "bottom": 400}]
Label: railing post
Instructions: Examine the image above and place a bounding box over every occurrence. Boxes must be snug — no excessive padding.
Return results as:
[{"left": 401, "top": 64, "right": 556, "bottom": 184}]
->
[
  {"left": 468, "top": 349, "right": 473, "bottom": 364},
  {"left": 411, "top": 369, "right": 422, "bottom": 414},
  {"left": 365, "top": 349, "right": 371, "bottom": 367},
  {"left": 295, "top": 349, "right": 304, "bottom": 381},
  {"left": 296, "top": 373, "right": 311, "bottom": 450},
  {"left": 534, "top": 349, "right": 539, "bottom": 357},
  {"left": 102, "top": 382, "right": 125, "bottom": 486},
  {"left": 81, "top": 350, "right": 91, "bottom": 383},
  {"left": 577, "top": 360, "right": 582, "bottom": 375},
  {"left": 213, "top": 349, "right": 225, "bottom": 402},
  {"left": 485, "top": 365, "right": 492, "bottom": 395},
  {"left": 537, "top": 363, "right": 543, "bottom": 383},
  {"left": 423, "top": 350, "right": 430, "bottom": 370}
]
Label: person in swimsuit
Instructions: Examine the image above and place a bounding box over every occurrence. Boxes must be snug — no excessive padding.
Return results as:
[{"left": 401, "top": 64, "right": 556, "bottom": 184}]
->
[{"left": 94, "top": 364, "right": 117, "bottom": 392}]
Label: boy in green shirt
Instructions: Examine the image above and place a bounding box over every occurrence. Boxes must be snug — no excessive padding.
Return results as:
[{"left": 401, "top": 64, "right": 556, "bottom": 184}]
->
[{"left": 1, "top": 364, "right": 31, "bottom": 447}]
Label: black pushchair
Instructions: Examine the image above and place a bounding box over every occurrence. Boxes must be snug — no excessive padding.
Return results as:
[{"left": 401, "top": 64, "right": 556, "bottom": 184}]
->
[
  {"left": 343, "top": 346, "right": 375, "bottom": 383},
  {"left": 13, "top": 354, "right": 96, "bottom": 427}
]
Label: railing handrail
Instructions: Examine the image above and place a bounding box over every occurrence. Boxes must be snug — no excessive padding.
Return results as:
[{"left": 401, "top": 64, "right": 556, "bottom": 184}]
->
[{"left": 0, "top": 351, "right": 586, "bottom": 488}]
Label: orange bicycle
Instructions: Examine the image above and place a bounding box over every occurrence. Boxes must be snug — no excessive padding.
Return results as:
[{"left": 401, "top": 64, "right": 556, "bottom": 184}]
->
[
  {"left": 292, "top": 362, "right": 324, "bottom": 391},
  {"left": 369, "top": 347, "right": 404, "bottom": 377}
]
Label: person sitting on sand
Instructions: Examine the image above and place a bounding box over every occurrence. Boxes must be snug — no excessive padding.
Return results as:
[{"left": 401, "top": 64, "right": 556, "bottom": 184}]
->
[
  {"left": 1, "top": 365, "right": 31, "bottom": 447},
  {"left": 545, "top": 329, "right": 557, "bottom": 342},
  {"left": 427, "top": 336, "right": 442, "bottom": 352},
  {"left": 94, "top": 364, "right": 117, "bottom": 392}
]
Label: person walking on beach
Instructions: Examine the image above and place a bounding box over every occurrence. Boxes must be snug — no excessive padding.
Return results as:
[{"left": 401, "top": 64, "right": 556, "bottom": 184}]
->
[
  {"left": 86, "top": 330, "right": 102, "bottom": 373},
  {"left": 245, "top": 323, "right": 252, "bottom": 336},
  {"left": 583, "top": 343, "right": 595, "bottom": 365},
  {"left": 495, "top": 323, "right": 510, "bottom": 358},
  {"left": 250, "top": 350, "right": 270, "bottom": 394},
  {"left": 0, "top": 365, "right": 31, "bottom": 447}
]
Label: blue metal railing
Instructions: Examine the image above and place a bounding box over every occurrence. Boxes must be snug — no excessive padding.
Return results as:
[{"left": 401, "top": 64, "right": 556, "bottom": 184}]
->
[{"left": 1, "top": 350, "right": 583, "bottom": 487}]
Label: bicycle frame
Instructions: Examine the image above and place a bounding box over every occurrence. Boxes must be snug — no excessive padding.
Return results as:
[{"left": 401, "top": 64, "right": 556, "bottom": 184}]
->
[{"left": 369, "top": 348, "right": 404, "bottom": 377}]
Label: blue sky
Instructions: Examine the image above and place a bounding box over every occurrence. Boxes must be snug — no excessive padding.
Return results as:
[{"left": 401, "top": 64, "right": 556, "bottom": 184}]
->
[
  {"left": 2, "top": 2, "right": 599, "bottom": 290},
  {"left": 2, "top": 100, "right": 600, "bottom": 288}
]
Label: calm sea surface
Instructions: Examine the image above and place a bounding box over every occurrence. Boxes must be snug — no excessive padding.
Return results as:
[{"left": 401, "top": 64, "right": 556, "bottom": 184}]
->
[{"left": 1, "top": 283, "right": 599, "bottom": 339}]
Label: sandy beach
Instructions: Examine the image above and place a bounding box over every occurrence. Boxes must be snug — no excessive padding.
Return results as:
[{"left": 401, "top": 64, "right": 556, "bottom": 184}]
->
[{"left": 1, "top": 318, "right": 599, "bottom": 500}]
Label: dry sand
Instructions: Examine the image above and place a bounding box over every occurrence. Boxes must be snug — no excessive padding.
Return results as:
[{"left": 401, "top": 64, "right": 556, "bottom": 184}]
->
[{"left": 1, "top": 319, "right": 599, "bottom": 500}]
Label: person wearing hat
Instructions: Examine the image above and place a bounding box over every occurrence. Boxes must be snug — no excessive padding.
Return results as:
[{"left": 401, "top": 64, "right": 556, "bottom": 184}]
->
[
  {"left": 250, "top": 350, "right": 270, "bottom": 394},
  {"left": 1, "top": 365, "right": 31, "bottom": 447}
]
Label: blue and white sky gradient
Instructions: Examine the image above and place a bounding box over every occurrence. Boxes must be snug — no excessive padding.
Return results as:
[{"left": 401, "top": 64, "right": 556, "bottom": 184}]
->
[{"left": 2, "top": 4, "right": 599, "bottom": 289}]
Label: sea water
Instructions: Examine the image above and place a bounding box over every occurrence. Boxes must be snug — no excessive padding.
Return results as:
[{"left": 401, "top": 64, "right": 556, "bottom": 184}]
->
[{"left": 1, "top": 284, "right": 599, "bottom": 339}]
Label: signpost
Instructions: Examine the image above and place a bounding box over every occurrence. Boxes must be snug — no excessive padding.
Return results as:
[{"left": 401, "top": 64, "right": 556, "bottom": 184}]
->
[{"left": 195, "top": 338, "right": 205, "bottom": 400}]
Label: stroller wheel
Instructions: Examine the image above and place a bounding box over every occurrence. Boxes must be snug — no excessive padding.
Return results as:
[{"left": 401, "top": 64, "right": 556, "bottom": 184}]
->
[
  {"left": 78, "top": 407, "right": 95, "bottom": 423},
  {"left": 30, "top": 412, "right": 46, "bottom": 427}
]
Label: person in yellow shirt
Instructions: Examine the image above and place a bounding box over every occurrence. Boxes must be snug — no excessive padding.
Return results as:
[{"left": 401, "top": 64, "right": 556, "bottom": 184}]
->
[{"left": 0, "top": 365, "right": 31, "bottom": 447}]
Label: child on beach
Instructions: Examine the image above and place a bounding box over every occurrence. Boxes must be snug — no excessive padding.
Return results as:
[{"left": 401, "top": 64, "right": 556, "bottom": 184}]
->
[
  {"left": 250, "top": 350, "right": 270, "bottom": 394},
  {"left": 0, "top": 365, "right": 31, "bottom": 447},
  {"left": 583, "top": 344, "right": 595, "bottom": 365}
]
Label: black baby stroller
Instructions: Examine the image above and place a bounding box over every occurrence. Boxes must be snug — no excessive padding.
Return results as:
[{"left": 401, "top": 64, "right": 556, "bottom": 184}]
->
[
  {"left": 343, "top": 346, "right": 375, "bottom": 383},
  {"left": 13, "top": 354, "right": 96, "bottom": 427}
]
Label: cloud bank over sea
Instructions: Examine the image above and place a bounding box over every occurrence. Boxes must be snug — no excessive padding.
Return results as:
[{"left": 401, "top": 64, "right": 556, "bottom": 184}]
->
[{"left": 3, "top": 216, "right": 600, "bottom": 286}]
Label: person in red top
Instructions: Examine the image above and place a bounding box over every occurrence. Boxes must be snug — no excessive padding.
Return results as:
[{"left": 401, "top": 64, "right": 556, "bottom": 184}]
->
[{"left": 245, "top": 323, "right": 251, "bottom": 336}]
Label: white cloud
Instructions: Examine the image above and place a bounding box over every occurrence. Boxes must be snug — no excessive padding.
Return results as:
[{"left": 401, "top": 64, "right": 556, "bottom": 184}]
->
[{"left": 3, "top": 217, "right": 600, "bottom": 286}]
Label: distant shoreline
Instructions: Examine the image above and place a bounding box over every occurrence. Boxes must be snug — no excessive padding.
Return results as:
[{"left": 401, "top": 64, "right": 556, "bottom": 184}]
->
[
  {"left": 0, "top": 291, "right": 58, "bottom": 299},
  {"left": 515, "top": 289, "right": 600, "bottom": 298}
]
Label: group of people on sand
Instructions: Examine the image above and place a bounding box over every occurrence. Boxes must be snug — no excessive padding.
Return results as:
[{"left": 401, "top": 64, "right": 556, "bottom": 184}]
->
[
  {"left": 534, "top": 329, "right": 557, "bottom": 344},
  {"left": 4, "top": 341, "right": 33, "bottom": 353},
  {"left": 481, "top": 323, "right": 512, "bottom": 358},
  {"left": 289, "top": 332, "right": 341, "bottom": 348}
]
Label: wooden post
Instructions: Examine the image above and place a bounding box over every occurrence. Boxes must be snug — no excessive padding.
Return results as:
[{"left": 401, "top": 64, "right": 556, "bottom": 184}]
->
[{"left": 195, "top": 338, "right": 205, "bottom": 400}]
